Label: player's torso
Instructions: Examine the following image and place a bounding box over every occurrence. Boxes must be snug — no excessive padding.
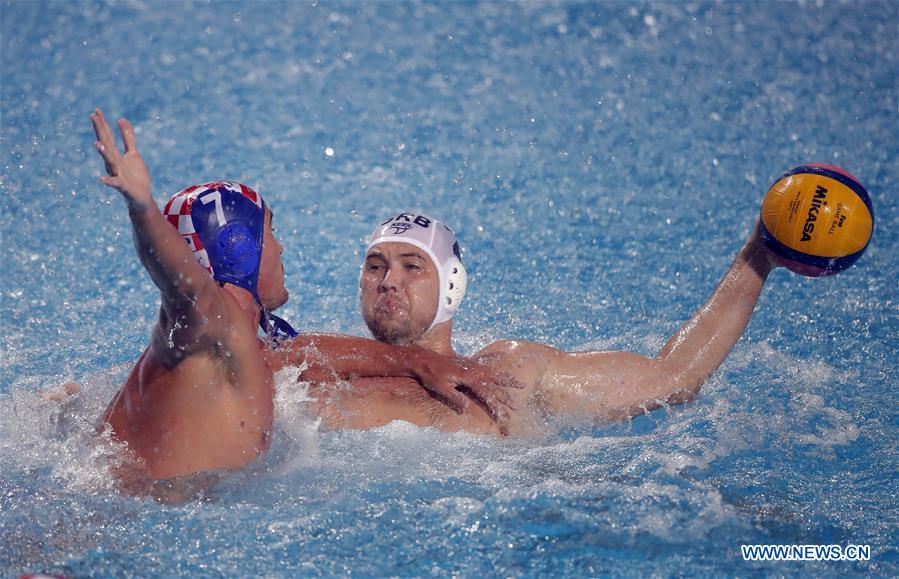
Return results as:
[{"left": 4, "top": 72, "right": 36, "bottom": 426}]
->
[
  {"left": 305, "top": 377, "right": 503, "bottom": 436},
  {"left": 471, "top": 340, "right": 562, "bottom": 435},
  {"left": 304, "top": 341, "right": 556, "bottom": 437}
]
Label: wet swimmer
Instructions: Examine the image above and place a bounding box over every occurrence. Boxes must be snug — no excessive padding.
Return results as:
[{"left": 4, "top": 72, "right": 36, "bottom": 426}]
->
[
  {"left": 88, "top": 110, "right": 519, "bottom": 492},
  {"left": 307, "top": 211, "right": 779, "bottom": 435}
]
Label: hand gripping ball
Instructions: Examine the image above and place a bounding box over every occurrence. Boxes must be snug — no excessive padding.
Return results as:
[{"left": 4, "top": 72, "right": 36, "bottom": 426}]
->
[{"left": 759, "top": 164, "right": 874, "bottom": 277}]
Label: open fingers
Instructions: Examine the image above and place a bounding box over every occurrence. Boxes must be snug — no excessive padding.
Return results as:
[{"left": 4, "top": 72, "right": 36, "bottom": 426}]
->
[
  {"left": 456, "top": 385, "right": 510, "bottom": 426},
  {"left": 467, "top": 368, "right": 523, "bottom": 407},
  {"left": 118, "top": 117, "right": 138, "bottom": 153},
  {"left": 94, "top": 139, "right": 118, "bottom": 167},
  {"left": 485, "top": 386, "right": 518, "bottom": 413},
  {"left": 99, "top": 174, "right": 124, "bottom": 190},
  {"left": 94, "top": 139, "right": 122, "bottom": 180},
  {"left": 474, "top": 379, "right": 512, "bottom": 406},
  {"left": 91, "top": 109, "right": 121, "bottom": 175},
  {"left": 91, "top": 108, "right": 117, "bottom": 149},
  {"left": 426, "top": 385, "right": 467, "bottom": 415}
]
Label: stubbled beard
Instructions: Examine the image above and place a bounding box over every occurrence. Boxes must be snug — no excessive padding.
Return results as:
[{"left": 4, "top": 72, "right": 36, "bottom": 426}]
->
[{"left": 366, "top": 318, "right": 418, "bottom": 345}]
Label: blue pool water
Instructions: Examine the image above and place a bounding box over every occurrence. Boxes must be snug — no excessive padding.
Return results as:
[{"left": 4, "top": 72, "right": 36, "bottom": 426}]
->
[{"left": 2, "top": 0, "right": 897, "bottom": 576}]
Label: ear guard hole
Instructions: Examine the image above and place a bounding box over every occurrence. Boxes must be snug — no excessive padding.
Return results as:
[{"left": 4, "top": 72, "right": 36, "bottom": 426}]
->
[{"left": 216, "top": 223, "right": 258, "bottom": 277}]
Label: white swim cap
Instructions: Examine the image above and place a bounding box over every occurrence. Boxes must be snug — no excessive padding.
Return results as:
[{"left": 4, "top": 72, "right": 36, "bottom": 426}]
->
[{"left": 366, "top": 212, "right": 467, "bottom": 331}]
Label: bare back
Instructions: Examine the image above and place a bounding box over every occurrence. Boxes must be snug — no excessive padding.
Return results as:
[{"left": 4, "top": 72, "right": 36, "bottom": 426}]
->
[{"left": 100, "top": 297, "right": 275, "bottom": 481}]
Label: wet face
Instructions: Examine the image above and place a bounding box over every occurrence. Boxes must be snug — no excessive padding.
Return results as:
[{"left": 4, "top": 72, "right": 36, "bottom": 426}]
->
[
  {"left": 257, "top": 209, "right": 289, "bottom": 310},
  {"left": 360, "top": 242, "right": 440, "bottom": 345}
]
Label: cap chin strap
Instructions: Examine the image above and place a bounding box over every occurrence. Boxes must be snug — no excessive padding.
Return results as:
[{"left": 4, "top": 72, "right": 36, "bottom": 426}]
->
[
  {"left": 245, "top": 287, "right": 298, "bottom": 346},
  {"left": 261, "top": 310, "right": 299, "bottom": 346}
]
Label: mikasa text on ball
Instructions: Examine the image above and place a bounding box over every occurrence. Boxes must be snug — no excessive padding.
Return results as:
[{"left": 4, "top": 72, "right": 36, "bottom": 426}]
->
[{"left": 759, "top": 164, "right": 874, "bottom": 277}]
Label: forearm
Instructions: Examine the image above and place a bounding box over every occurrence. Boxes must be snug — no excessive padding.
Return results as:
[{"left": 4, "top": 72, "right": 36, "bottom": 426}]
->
[
  {"left": 288, "top": 334, "right": 421, "bottom": 381},
  {"left": 537, "top": 235, "right": 774, "bottom": 421},
  {"left": 90, "top": 110, "right": 211, "bottom": 306},
  {"left": 656, "top": 235, "right": 774, "bottom": 394},
  {"left": 129, "top": 203, "right": 214, "bottom": 304}
]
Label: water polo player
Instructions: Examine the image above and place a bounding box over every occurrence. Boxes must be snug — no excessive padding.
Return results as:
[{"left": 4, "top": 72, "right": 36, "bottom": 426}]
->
[
  {"left": 300, "top": 211, "right": 782, "bottom": 435},
  {"left": 89, "top": 110, "right": 520, "bottom": 492}
]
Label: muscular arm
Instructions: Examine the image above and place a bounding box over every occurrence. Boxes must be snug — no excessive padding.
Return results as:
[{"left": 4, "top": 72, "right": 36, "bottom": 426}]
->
[
  {"left": 278, "top": 334, "right": 433, "bottom": 381},
  {"left": 127, "top": 203, "right": 221, "bottom": 316},
  {"left": 532, "top": 228, "right": 776, "bottom": 421},
  {"left": 92, "top": 109, "right": 225, "bottom": 356},
  {"left": 270, "top": 333, "right": 521, "bottom": 422},
  {"left": 655, "top": 227, "right": 774, "bottom": 398}
]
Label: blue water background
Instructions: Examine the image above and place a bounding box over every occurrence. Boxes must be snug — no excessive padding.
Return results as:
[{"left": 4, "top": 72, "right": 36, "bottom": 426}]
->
[{"left": 2, "top": 0, "right": 897, "bottom": 576}]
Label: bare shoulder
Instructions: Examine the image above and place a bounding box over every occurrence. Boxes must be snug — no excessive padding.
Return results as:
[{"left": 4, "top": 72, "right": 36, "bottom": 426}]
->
[
  {"left": 475, "top": 339, "right": 557, "bottom": 357},
  {"left": 151, "top": 285, "right": 254, "bottom": 368},
  {"left": 473, "top": 339, "right": 563, "bottom": 373}
]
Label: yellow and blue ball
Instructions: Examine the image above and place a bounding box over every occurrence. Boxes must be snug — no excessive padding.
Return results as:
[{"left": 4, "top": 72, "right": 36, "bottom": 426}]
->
[{"left": 760, "top": 164, "right": 874, "bottom": 277}]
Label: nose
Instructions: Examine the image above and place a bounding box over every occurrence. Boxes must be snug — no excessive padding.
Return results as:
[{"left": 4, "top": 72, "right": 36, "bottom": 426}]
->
[{"left": 379, "top": 266, "right": 400, "bottom": 292}]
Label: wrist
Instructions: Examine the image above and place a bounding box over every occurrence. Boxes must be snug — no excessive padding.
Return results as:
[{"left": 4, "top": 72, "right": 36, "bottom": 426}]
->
[
  {"left": 127, "top": 196, "right": 155, "bottom": 215},
  {"left": 742, "top": 238, "right": 776, "bottom": 276}
]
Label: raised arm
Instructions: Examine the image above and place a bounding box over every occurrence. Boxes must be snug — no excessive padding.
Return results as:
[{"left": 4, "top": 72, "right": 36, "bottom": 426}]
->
[
  {"left": 533, "top": 226, "right": 777, "bottom": 421},
  {"left": 655, "top": 226, "right": 775, "bottom": 396},
  {"left": 91, "top": 109, "right": 225, "bottom": 350}
]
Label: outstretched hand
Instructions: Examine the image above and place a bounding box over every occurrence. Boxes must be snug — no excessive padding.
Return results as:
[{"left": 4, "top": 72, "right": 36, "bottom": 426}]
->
[
  {"left": 411, "top": 350, "right": 524, "bottom": 435},
  {"left": 91, "top": 108, "right": 152, "bottom": 211}
]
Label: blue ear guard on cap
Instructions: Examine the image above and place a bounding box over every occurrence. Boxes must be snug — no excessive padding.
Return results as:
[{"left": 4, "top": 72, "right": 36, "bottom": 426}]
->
[
  {"left": 191, "top": 187, "right": 266, "bottom": 298},
  {"left": 163, "top": 182, "right": 299, "bottom": 346}
]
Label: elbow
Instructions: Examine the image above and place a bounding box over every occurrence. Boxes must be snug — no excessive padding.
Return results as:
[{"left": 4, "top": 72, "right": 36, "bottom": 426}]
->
[
  {"left": 649, "top": 363, "right": 702, "bottom": 407},
  {"left": 666, "top": 385, "right": 699, "bottom": 406},
  {"left": 664, "top": 373, "right": 708, "bottom": 406},
  {"left": 653, "top": 355, "right": 711, "bottom": 407}
]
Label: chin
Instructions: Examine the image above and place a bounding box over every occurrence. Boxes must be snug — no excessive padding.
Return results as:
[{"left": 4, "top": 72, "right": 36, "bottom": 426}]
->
[
  {"left": 372, "top": 329, "right": 411, "bottom": 345},
  {"left": 264, "top": 289, "right": 289, "bottom": 311},
  {"left": 365, "top": 318, "right": 400, "bottom": 344},
  {"left": 365, "top": 317, "right": 424, "bottom": 345}
]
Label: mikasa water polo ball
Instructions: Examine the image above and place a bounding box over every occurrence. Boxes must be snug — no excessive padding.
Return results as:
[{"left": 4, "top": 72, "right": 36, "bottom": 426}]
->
[{"left": 759, "top": 164, "right": 874, "bottom": 277}]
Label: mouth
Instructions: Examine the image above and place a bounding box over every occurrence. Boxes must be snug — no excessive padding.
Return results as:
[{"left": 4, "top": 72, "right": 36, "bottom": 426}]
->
[{"left": 374, "top": 298, "right": 407, "bottom": 316}]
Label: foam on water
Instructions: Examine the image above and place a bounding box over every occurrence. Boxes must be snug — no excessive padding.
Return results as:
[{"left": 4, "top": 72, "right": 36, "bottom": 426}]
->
[
  {"left": 270, "top": 365, "right": 322, "bottom": 470},
  {"left": 0, "top": 337, "right": 892, "bottom": 575}
]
